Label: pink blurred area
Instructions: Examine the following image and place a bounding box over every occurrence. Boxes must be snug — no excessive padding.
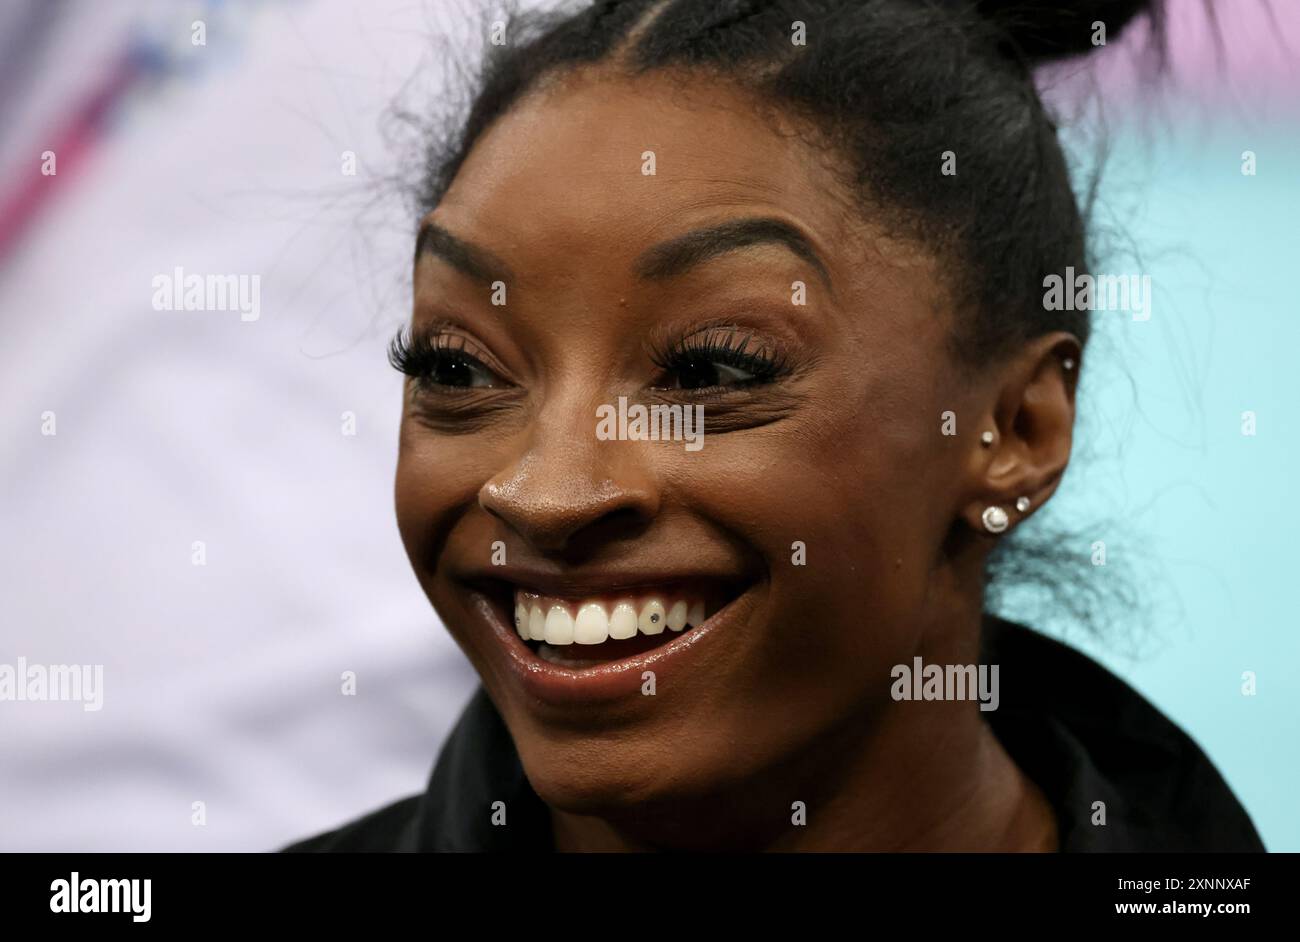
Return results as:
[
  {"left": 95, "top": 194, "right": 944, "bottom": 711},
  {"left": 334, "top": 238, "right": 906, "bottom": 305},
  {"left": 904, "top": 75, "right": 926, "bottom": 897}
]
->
[{"left": 1043, "top": 0, "right": 1300, "bottom": 116}]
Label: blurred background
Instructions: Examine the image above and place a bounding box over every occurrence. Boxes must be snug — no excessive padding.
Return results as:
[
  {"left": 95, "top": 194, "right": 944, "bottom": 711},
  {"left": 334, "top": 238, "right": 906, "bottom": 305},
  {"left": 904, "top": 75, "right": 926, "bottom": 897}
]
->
[{"left": 0, "top": 0, "right": 1296, "bottom": 851}]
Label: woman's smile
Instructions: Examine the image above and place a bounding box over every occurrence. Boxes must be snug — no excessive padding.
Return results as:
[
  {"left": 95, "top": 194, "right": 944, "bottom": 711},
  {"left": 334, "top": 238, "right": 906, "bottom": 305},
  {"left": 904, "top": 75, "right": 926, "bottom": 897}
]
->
[
  {"left": 459, "top": 566, "right": 759, "bottom": 706},
  {"left": 462, "top": 574, "right": 759, "bottom": 706}
]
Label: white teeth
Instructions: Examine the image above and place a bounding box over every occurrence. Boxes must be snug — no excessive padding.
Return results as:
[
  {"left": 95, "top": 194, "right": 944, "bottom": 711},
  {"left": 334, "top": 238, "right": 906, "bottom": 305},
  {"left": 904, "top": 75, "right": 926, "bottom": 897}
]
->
[
  {"left": 574, "top": 603, "right": 609, "bottom": 645},
  {"left": 544, "top": 605, "right": 574, "bottom": 644},
  {"left": 667, "top": 600, "right": 688, "bottom": 631},
  {"left": 639, "top": 599, "right": 666, "bottom": 635},
  {"left": 609, "top": 601, "right": 638, "bottom": 640},
  {"left": 688, "top": 600, "right": 705, "bottom": 628},
  {"left": 512, "top": 590, "right": 709, "bottom": 647}
]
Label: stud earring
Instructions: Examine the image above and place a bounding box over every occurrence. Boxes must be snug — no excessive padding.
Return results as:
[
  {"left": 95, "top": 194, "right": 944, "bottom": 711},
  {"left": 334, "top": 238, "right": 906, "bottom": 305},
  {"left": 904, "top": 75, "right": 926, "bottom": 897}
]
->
[
  {"left": 981, "top": 505, "right": 1009, "bottom": 533},
  {"left": 1015, "top": 496, "right": 1031, "bottom": 512},
  {"left": 1062, "top": 357, "right": 1075, "bottom": 371},
  {"left": 980, "top": 430, "right": 994, "bottom": 447}
]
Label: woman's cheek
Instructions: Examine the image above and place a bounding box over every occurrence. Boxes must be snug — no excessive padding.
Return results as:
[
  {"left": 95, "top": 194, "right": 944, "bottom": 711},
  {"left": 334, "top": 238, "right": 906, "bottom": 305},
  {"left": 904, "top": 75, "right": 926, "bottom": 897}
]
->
[{"left": 393, "top": 433, "right": 487, "bottom": 572}]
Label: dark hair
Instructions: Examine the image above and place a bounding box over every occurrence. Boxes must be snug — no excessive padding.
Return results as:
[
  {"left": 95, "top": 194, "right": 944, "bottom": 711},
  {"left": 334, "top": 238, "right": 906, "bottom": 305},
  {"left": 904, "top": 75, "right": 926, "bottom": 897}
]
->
[{"left": 407, "top": 0, "right": 1165, "bottom": 636}]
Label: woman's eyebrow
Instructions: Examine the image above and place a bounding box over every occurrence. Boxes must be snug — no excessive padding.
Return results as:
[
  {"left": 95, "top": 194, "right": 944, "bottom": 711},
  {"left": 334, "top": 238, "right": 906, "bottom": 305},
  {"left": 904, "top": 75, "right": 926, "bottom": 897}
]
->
[
  {"left": 633, "top": 217, "right": 833, "bottom": 289},
  {"left": 414, "top": 216, "right": 832, "bottom": 291},
  {"left": 414, "top": 221, "right": 515, "bottom": 284}
]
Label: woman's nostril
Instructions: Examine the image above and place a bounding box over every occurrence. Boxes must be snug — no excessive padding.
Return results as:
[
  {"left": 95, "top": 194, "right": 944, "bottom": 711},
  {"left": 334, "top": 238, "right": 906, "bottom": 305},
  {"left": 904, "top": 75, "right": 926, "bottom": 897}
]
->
[
  {"left": 480, "top": 476, "right": 658, "bottom": 555},
  {"left": 495, "top": 508, "right": 653, "bottom": 557}
]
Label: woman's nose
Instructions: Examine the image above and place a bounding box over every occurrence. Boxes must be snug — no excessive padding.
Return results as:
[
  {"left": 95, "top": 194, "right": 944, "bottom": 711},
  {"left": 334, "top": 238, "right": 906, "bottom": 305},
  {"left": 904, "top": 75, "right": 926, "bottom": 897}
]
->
[{"left": 478, "top": 399, "right": 661, "bottom": 556}]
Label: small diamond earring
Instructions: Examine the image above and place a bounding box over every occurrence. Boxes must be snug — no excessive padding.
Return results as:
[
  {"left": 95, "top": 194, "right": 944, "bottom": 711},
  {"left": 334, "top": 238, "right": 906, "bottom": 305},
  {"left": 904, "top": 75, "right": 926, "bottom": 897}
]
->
[
  {"left": 980, "top": 430, "right": 994, "bottom": 447},
  {"left": 981, "top": 505, "right": 1009, "bottom": 533},
  {"left": 1015, "top": 496, "right": 1031, "bottom": 512}
]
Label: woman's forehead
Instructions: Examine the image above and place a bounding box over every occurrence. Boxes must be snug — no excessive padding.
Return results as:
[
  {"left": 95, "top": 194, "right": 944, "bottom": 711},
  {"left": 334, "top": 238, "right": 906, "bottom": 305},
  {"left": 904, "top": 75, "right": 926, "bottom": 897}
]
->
[{"left": 434, "top": 70, "right": 860, "bottom": 260}]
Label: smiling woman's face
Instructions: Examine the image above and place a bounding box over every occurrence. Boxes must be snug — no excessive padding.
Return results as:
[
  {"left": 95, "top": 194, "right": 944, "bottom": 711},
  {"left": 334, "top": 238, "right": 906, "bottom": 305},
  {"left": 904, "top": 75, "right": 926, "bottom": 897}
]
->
[{"left": 394, "top": 68, "right": 998, "bottom": 833}]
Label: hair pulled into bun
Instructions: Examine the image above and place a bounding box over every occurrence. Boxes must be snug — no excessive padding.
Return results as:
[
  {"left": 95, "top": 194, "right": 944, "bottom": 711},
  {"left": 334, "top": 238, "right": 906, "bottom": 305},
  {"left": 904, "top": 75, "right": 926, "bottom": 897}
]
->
[{"left": 971, "top": 0, "right": 1163, "bottom": 66}]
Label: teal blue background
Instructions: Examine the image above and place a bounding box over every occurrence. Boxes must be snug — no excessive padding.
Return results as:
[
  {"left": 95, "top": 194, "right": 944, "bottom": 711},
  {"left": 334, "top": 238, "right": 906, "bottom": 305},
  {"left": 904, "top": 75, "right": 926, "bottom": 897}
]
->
[{"left": 999, "top": 112, "right": 1300, "bottom": 852}]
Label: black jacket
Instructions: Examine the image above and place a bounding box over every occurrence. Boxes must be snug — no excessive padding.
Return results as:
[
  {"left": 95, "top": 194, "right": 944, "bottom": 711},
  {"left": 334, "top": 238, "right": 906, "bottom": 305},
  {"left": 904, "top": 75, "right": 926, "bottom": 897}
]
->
[{"left": 282, "top": 615, "right": 1265, "bottom": 852}]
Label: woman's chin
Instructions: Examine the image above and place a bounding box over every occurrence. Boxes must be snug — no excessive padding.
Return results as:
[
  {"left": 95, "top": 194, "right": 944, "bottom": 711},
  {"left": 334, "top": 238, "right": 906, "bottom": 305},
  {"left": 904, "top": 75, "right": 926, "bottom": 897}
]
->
[{"left": 520, "top": 745, "right": 716, "bottom": 817}]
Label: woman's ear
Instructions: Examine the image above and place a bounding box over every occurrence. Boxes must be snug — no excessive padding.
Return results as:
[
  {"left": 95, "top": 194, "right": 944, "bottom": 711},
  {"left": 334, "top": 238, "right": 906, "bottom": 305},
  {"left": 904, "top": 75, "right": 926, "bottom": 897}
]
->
[{"left": 961, "top": 332, "right": 1081, "bottom": 535}]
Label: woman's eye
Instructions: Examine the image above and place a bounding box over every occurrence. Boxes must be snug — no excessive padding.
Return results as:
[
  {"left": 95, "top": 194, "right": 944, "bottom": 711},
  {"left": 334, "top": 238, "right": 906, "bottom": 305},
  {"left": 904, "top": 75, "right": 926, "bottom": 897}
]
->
[
  {"left": 388, "top": 329, "right": 507, "bottom": 391},
  {"left": 426, "top": 352, "right": 500, "bottom": 389},
  {"left": 649, "top": 327, "right": 788, "bottom": 393},
  {"left": 668, "top": 357, "right": 759, "bottom": 390}
]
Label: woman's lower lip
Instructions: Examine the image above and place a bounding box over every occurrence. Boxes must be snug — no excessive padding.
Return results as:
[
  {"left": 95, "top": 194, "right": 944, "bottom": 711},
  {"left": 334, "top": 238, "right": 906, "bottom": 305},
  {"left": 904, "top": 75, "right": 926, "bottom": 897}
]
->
[{"left": 469, "top": 587, "right": 749, "bottom": 707}]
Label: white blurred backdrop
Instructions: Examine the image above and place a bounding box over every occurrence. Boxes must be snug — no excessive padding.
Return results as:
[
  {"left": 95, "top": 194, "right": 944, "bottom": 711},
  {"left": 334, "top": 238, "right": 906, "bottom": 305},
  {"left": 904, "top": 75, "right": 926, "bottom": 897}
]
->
[{"left": 0, "top": 0, "right": 514, "bottom": 851}]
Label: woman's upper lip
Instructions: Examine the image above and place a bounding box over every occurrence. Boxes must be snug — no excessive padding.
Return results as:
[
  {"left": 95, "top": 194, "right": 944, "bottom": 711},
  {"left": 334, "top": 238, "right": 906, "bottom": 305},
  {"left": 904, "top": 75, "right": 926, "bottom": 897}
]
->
[{"left": 462, "top": 566, "right": 746, "bottom": 599}]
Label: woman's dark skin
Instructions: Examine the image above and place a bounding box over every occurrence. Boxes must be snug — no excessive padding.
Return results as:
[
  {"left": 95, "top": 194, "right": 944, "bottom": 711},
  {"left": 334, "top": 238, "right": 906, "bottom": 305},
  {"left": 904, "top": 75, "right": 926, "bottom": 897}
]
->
[{"left": 394, "top": 66, "right": 1077, "bottom": 852}]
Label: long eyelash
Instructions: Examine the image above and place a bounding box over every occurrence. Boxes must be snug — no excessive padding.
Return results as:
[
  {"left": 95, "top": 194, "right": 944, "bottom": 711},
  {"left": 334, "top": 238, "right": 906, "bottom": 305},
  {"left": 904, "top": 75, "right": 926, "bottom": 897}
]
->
[
  {"left": 387, "top": 326, "right": 478, "bottom": 379},
  {"left": 648, "top": 327, "right": 791, "bottom": 385}
]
